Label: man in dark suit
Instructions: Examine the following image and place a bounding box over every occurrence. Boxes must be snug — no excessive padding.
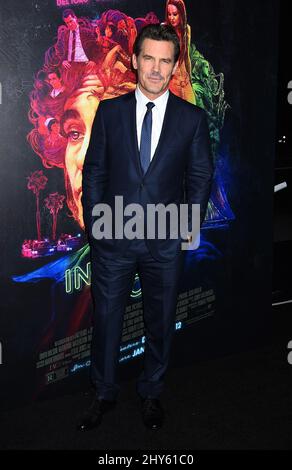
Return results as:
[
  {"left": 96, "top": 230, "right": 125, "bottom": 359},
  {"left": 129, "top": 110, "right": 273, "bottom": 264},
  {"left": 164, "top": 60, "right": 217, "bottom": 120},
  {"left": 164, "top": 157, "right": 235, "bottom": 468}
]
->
[
  {"left": 55, "top": 9, "right": 96, "bottom": 69},
  {"left": 79, "top": 24, "right": 213, "bottom": 431}
]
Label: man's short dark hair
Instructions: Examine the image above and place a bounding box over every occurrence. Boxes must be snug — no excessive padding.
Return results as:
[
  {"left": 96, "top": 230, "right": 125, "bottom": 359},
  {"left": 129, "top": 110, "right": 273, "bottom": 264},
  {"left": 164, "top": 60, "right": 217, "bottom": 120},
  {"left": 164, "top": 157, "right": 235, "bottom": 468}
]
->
[
  {"left": 133, "top": 24, "right": 180, "bottom": 64},
  {"left": 62, "top": 9, "right": 76, "bottom": 20}
]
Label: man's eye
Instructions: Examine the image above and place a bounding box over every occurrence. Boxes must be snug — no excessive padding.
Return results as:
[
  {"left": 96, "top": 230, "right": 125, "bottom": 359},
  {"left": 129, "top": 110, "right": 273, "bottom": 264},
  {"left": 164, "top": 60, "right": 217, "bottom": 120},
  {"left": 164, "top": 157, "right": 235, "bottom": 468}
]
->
[{"left": 67, "top": 131, "right": 83, "bottom": 142}]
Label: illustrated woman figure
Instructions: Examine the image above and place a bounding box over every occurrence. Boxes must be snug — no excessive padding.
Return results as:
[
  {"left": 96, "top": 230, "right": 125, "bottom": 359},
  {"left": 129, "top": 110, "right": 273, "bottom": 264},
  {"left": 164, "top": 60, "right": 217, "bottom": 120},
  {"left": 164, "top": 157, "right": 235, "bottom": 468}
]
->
[{"left": 164, "top": 0, "right": 195, "bottom": 104}]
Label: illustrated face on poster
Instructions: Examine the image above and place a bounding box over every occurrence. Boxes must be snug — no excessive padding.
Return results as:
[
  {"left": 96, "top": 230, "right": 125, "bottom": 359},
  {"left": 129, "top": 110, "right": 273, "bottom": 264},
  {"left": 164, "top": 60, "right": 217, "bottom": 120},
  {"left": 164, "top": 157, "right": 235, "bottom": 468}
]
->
[
  {"left": 60, "top": 66, "right": 103, "bottom": 227},
  {"left": 47, "top": 72, "right": 63, "bottom": 90},
  {"left": 63, "top": 14, "right": 79, "bottom": 31},
  {"left": 167, "top": 3, "right": 181, "bottom": 28}
]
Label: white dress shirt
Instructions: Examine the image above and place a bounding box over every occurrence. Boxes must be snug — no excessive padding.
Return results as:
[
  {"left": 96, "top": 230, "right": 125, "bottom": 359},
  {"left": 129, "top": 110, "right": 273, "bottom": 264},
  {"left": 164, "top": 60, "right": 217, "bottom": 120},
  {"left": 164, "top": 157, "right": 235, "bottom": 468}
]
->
[
  {"left": 68, "top": 26, "right": 89, "bottom": 62},
  {"left": 50, "top": 86, "right": 65, "bottom": 98},
  {"left": 135, "top": 85, "right": 169, "bottom": 160}
]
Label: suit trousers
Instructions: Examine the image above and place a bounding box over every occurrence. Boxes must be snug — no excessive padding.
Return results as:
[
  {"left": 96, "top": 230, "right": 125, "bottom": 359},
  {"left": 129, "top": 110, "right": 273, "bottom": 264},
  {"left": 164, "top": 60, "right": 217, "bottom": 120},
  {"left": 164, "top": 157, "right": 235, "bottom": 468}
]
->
[{"left": 89, "top": 238, "right": 186, "bottom": 400}]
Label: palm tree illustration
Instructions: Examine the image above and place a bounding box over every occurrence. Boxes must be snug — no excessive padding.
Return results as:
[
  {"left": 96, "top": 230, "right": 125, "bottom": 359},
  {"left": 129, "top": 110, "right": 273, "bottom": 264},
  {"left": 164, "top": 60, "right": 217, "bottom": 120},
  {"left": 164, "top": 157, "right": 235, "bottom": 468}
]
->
[
  {"left": 44, "top": 192, "right": 65, "bottom": 240},
  {"left": 27, "top": 170, "right": 48, "bottom": 241}
]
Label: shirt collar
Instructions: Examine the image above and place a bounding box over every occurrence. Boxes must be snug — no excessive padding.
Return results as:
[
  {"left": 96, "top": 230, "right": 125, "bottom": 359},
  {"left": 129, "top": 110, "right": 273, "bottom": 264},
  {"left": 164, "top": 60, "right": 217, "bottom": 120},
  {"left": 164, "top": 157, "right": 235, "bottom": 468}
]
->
[
  {"left": 135, "top": 85, "right": 169, "bottom": 111},
  {"left": 70, "top": 25, "right": 79, "bottom": 33}
]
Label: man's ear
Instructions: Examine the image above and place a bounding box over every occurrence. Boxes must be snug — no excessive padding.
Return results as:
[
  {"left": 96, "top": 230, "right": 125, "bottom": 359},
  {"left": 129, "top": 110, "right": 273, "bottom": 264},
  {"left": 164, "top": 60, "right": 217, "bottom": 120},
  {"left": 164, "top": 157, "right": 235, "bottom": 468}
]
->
[
  {"left": 172, "top": 61, "right": 179, "bottom": 76},
  {"left": 132, "top": 54, "right": 138, "bottom": 70}
]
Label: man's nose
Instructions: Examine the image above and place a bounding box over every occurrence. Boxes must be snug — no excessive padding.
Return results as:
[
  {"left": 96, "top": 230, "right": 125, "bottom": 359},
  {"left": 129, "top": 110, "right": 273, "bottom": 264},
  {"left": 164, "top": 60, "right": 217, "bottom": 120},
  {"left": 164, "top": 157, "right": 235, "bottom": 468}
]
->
[
  {"left": 152, "top": 60, "right": 160, "bottom": 73},
  {"left": 76, "top": 153, "right": 84, "bottom": 171}
]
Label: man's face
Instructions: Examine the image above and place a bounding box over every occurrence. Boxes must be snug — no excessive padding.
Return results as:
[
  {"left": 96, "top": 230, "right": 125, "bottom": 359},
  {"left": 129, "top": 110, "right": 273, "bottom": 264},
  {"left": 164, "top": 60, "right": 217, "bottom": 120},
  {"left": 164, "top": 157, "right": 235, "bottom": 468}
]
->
[
  {"left": 61, "top": 75, "right": 103, "bottom": 227},
  {"left": 47, "top": 73, "right": 62, "bottom": 90},
  {"left": 132, "top": 38, "right": 178, "bottom": 100},
  {"left": 64, "top": 14, "right": 78, "bottom": 31}
]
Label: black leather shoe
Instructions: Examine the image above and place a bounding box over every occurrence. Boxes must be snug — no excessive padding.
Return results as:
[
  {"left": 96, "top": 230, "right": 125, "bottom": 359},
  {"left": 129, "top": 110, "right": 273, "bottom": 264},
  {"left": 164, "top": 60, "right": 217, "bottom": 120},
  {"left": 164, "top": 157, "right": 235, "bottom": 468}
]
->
[
  {"left": 77, "top": 398, "right": 116, "bottom": 431},
  {"left": 141, "top": 398, "right": 164, "bottom": 430}
]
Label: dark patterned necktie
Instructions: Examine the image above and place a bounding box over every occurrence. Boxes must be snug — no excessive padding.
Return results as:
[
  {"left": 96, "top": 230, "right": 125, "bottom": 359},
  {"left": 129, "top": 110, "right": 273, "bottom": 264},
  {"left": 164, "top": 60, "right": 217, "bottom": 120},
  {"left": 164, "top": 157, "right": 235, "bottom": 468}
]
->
[
  {"left": 71, "top": 30, "right": 76, "bottom": 62},
  {"left": 140, "top": 102, "right": 155, "bottom": 174}
]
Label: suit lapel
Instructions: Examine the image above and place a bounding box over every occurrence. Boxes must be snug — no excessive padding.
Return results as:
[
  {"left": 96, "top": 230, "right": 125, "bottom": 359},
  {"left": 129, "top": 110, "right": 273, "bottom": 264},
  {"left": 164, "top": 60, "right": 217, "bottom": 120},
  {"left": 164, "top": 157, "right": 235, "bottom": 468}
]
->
[
  {"left": 121, "top": 91, "right": 143, "bottom": 177},
  {"left": 145, "top": 92, "right": 181, "bottom": 177},
  {"left": 120, "top": 90, "right": 181, "bottom": 179}
]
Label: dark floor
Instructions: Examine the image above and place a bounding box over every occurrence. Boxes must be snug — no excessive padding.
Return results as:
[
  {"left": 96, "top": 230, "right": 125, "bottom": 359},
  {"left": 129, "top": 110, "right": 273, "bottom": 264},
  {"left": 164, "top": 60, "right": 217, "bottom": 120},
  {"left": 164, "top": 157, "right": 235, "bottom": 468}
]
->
[{"left": 0, "top": 305, "right": 291, "bottom": 451}]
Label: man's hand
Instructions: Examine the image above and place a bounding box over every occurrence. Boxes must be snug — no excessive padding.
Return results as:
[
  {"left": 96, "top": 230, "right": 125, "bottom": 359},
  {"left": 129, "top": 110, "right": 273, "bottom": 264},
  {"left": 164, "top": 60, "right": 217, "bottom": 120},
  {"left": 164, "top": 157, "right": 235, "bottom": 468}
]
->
[
  {"left": 95, "top": 26, "right": 101, "bottom": 42},
  {"left": 62, "top": 60, "right": 71, "bottom": 69}
]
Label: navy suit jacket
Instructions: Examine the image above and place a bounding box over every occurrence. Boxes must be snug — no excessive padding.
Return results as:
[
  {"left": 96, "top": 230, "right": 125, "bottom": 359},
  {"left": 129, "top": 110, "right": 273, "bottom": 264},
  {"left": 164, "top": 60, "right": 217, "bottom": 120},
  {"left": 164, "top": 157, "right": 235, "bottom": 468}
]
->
[{"left": 82, "top": 90, "right": 214, "bottom": 261}]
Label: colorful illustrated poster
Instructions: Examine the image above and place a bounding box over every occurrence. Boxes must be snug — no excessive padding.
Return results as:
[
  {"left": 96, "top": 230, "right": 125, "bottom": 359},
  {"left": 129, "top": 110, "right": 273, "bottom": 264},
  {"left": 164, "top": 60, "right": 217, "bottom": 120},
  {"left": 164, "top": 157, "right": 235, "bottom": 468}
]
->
[{"left": 0, "top": 0, "right": 277, "bottom": 408}]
